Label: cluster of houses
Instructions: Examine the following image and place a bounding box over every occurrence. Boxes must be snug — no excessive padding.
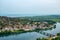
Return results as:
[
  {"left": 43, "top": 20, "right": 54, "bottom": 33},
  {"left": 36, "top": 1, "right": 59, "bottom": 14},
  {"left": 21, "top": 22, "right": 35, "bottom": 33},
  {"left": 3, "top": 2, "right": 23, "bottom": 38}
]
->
[
  {"left": 0, "top": 21, "right": 53, "bottom": 32},
  {"left": 23, "top": 22, "right": 49, "bottom": 31}
]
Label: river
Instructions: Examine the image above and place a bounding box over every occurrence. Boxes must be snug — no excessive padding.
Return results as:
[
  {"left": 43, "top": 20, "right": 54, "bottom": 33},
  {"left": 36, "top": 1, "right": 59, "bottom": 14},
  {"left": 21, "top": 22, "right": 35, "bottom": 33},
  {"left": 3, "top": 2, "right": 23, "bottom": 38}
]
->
[{"left": 0, "top": 23, "right": 60, "bottom": 40}]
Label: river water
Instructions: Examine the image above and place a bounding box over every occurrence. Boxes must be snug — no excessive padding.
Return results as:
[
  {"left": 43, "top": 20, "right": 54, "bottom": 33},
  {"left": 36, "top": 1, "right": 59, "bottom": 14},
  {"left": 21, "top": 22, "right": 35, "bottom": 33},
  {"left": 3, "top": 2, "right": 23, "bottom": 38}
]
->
[{"left": 0, "top": 23, "right": 60, "bottom": 40}]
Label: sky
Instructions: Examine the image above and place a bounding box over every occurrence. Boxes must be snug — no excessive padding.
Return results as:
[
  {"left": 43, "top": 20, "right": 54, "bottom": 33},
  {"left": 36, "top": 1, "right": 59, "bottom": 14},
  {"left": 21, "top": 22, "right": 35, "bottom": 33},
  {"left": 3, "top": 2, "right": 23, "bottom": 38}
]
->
[{"left": 0, "top": 0, "right": 60, "bottom": 17}]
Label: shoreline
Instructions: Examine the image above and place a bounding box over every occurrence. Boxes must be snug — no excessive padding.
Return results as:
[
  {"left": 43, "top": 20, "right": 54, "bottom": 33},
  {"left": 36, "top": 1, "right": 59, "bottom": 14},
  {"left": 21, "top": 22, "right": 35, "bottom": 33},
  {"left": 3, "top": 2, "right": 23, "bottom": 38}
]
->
[{"left": 0, "top": 25, "right": 56, "bottom": 37}]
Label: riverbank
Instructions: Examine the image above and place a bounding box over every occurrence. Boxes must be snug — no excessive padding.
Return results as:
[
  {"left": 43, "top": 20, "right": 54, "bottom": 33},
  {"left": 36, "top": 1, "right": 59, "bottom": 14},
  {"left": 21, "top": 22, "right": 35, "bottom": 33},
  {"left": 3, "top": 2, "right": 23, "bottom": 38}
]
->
[
  {"left": 0, "top": 25, "right": 56, "bottom": 37},
  {"left": 0, "top": 29, "right": 35, "bottom": 37}
]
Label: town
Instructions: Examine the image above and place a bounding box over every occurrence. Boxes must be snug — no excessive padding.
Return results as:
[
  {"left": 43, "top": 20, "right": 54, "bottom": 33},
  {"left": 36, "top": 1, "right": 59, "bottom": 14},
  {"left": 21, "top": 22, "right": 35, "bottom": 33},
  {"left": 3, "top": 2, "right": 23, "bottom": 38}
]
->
[{"left": 0, "top": 16, "right": 56, "bottom": 32}]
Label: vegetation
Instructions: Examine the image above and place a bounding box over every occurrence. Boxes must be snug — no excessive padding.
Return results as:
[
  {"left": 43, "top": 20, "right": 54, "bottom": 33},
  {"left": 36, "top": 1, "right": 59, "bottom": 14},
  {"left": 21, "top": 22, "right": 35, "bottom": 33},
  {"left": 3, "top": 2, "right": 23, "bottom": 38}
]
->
[
  {"left": 36, "top": 38, "right": 48, "bottom": 40},
  {"left": 0, "top": 15, "right": 59, "bottom": 37},
  {"left": 35, "top": 26, "right": 56, "bottom": 32},
  {"left": 0, "top": 29, "right": 35, "bottom": 37},
  {"left": 57, "top": 33, "right": 60, "bottom": 36},
  {"left": 51, "top": 33, "right": 60, "bottom": 40},
  {"left": 52, "top": 37, "right": 60, "bottom": 40},
  {"left": 0, "top": 29, "right": 25, "bottom": 37}
]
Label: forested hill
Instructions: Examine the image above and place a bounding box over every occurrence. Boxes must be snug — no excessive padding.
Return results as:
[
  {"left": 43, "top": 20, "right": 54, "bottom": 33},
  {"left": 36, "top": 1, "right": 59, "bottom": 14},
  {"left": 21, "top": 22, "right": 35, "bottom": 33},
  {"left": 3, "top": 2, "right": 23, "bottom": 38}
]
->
[
  {"left": 30, "top": 15, "right": 60, "bottom": 19},
  {"left": 19, "top": 15, "right": 60, "bottom": 22},
  {"left": 0, "top": 15, "right": 60, "bottom": 22}
]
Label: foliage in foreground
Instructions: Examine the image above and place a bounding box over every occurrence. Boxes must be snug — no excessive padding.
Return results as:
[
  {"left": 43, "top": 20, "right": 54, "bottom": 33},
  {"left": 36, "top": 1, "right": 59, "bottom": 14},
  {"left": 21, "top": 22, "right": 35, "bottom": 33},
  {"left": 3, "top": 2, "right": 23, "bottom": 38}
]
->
[
  {"left": 36, "top": 38, "right": 48, "bottom": 40},
  {"left": 52, "top": 33, "right": 60, "bottom": 40}
]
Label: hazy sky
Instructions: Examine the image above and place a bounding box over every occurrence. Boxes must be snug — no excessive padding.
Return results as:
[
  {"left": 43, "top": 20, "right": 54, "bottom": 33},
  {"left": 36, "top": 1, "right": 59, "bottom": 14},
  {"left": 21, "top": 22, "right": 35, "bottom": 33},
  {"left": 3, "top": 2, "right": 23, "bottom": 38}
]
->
[{"left": 0, "top": 0, "right": 60, "bottom": 17}]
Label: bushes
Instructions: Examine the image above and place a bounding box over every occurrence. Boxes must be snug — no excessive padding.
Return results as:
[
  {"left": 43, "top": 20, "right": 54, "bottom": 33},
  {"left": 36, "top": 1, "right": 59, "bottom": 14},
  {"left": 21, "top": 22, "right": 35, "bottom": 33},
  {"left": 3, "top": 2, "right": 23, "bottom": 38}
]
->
[
  {"left": 57, "top": 33, "right": 60, "bottom": 36},
  {"left": 36, "top": 38, "right": 48, "bottom": 40},
  {"left": 0, "top": 30, "right": 25, "bottom": 36},
  {"left": 52, "top": 37, "right": 60, "bottom": 40}
]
